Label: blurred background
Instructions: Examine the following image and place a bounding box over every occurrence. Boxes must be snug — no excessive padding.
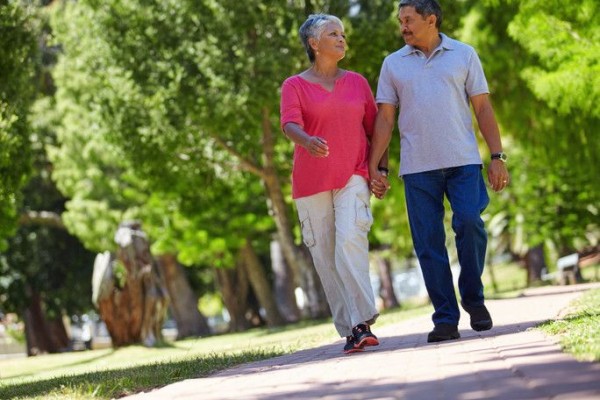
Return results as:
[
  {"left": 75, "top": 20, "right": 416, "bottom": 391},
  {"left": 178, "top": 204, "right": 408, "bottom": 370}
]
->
[{"left": 1, "top": 0, "right": 598, "bottom": 358}]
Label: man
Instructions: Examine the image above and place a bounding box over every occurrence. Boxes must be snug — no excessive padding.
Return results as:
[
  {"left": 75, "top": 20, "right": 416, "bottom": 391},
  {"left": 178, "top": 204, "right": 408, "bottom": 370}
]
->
[{"left": 369, "top": 0, "right": 510, "bottom": 343}]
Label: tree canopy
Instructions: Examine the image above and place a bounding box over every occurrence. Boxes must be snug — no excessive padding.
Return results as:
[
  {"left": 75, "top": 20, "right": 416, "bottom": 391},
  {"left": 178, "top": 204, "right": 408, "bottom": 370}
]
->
[{"left": 0, "top": 2, "right": 38, "bottom": 249}]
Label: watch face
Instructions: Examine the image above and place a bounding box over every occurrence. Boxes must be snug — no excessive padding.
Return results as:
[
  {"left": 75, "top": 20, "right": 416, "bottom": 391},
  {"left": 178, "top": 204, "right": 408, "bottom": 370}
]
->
[{"left": 492, "top": 152, "right": 507, "bottom": 162}]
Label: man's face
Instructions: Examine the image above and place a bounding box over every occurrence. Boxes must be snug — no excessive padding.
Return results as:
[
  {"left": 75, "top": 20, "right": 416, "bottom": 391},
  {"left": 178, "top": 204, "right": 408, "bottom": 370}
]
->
[{"left": 398, "top": 6, "right": 435, "bottom": 48}]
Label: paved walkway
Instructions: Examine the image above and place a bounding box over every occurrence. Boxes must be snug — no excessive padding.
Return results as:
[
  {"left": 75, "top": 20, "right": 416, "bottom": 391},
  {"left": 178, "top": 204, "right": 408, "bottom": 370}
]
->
[{"left": 127, "top": 283, "right": 600, "bottom": 400}]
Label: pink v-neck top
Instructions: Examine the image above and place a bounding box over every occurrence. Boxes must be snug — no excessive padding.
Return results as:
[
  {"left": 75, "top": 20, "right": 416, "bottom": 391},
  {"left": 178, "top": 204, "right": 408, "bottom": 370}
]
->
[{"left": 280, "top": 71, "right": 377, "bottom": 199}]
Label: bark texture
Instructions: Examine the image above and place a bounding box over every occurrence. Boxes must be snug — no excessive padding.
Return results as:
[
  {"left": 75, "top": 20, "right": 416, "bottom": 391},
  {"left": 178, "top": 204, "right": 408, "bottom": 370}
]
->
[
  {"left": 376, "top": 255, "right": 400, "bottom": 309},
  {"left": 23, "top": 290, "right": 70, "bottom": 355},
  {"left": 94, "top": 222, "right": 169, "bottom": 347},
  {"left": 242, "top": 239, "right": 286, "bottom": 327},
  {"left": 156, "top": 253, "right": 211, "bottom": 338},
  {"left": 215, "top": 262, "right": 250, "bottom": 332}
]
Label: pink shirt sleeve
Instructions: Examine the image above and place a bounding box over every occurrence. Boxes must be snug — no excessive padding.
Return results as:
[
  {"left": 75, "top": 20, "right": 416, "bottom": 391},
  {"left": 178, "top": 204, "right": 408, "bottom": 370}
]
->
[{"left": 280, "top": 78, "right": 303, "bottom": 130}]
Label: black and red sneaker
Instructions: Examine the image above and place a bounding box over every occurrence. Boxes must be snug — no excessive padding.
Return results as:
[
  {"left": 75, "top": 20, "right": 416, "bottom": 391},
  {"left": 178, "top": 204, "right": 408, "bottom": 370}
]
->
[
  {"left": 343, "top": 335, "right": 364, "bottom": 354},
  {"left": 352, "top": 323, "right": 379, "bottom": 348}
]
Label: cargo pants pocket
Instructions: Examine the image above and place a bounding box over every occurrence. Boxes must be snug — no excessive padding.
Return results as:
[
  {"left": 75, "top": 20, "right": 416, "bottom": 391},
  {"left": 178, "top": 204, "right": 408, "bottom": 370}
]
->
[
  {"left": 355, "top": 195, "right": 373, "bottom": 232},
  {"left": 299, "top": 210, "right": 316, "bottom": 248}
]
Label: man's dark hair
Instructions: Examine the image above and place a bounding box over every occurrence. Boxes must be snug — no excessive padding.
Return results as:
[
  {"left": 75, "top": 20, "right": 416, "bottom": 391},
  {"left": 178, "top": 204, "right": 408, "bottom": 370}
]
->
[{"left": 399, "top": 0, "right": 443, "bottom": 29}]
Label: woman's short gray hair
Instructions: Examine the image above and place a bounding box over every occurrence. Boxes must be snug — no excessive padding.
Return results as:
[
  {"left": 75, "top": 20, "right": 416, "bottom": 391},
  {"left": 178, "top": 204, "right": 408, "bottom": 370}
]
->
[{"left": 299, "top": 14, "right": 344, "bottom": 64}]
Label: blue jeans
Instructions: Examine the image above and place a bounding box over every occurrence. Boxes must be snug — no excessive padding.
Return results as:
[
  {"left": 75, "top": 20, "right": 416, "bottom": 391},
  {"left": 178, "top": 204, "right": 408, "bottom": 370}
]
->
[{"left": 403, "top": 165, "right": 490, "bottom": 326}]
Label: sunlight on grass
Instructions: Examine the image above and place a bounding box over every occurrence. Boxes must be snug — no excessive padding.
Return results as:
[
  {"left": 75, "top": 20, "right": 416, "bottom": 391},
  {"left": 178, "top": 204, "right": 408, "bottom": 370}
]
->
[
  {"left": 0, "top": 303, "right": 431, "bottom": 399},
  {"left": 538, "top": 288, "right": 600, "bottom": 362},
  {"left": 2, "top": 263, "right": 595, "bottom": 399}
]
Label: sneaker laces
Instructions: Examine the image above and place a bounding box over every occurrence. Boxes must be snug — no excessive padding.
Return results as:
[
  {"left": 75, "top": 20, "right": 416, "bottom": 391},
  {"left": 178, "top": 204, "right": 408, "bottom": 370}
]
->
[{"left": 352, "top": 323, "right": 370, "bottom": 335}]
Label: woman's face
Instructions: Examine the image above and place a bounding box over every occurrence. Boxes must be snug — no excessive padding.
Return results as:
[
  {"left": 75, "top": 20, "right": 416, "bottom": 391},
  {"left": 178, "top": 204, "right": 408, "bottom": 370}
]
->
[{"left": 312, "top": 21, "right": 346, "bottom": 61}]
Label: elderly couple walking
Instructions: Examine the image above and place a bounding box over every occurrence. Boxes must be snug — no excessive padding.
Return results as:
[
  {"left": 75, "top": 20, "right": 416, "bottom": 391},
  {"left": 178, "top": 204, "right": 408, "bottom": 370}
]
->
[{"left": 280, "top": 0, "right": 510, "bottom": 354}]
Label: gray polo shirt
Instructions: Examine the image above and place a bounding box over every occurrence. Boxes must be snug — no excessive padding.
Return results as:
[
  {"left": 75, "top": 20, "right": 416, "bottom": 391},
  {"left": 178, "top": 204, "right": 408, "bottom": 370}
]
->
[{"left": 376, "top": 33, "right": 489, "bottom": 176}]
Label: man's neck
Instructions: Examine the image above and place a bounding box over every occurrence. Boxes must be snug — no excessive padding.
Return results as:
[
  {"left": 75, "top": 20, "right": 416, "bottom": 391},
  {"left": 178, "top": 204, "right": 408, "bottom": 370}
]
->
[{"left": 414, "top": 33, "right": 441, "bottom": 58}]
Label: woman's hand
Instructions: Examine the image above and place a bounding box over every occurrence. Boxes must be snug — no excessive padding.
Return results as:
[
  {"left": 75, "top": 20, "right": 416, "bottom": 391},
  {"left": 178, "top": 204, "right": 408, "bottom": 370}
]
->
[
  {"left": 369, "top": 170, "right": 391, "bottom": 199},
  {"left": 306, "top": 136, "right": 329, "bottom": 158}
]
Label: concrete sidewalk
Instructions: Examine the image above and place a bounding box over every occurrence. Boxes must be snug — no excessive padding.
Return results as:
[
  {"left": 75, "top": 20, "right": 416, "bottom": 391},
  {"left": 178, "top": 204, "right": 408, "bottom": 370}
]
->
[{"left": 127, "top": 282, "right": 600, "bottom": 400}]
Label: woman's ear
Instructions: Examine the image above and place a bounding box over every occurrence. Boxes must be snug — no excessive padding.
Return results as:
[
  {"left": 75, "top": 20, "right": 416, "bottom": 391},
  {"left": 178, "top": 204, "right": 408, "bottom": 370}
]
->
[{"left": 308, "top": 37, "right": 319, "bottom": 52}]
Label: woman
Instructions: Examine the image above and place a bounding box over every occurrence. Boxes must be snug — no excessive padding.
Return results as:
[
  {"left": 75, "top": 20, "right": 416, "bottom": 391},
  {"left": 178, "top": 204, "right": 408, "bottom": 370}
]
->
[{"left": 280, "top": 14, "right": 383, "bottom": 354}]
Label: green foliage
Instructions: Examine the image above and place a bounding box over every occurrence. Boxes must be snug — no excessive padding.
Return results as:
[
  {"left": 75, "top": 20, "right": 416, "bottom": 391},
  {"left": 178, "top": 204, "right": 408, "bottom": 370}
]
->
[
  {"left": 487, "top": 145, "right": 599, "bottom": 256},
  {"left": 41, "top": 0, "right": 599, "bottom": 284},
  {"left": 0, "top": 225, "right": 96, "bottom": 316},
  {"left": 457, "top": 1, "right": 599, "bottom": 256},
  {"left": 112, "top": 259, "right": 127, "bottom": 289},
  {"left": 48, "top": 0, "right": 281, "bottom": 267},
  {"left": 538, "top": 288, "right": 600, "bottom": 362},
  {"left": 0, "top": 2, "right": 38, "bottom": 249},
  {"left": 508, "top": 0, "right": 600, "bottom": 118}
]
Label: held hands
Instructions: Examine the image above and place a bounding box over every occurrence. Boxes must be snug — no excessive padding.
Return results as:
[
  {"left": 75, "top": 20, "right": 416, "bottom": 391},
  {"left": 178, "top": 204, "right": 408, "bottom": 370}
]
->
[
  {"left": 369, "top": 167, "right": 391, "bottom": 199},
  {"left": 306, "top": 136, "right": 329, "bottom": 158},
  {"left": 488, "top": 160, "right": 510, "bottom": 192}
]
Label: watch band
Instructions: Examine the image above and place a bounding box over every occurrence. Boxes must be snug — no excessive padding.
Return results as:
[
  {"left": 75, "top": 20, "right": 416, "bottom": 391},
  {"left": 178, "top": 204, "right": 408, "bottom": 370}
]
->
[{"left": 491, "top": 152, "right": 507, "bottom": 162}]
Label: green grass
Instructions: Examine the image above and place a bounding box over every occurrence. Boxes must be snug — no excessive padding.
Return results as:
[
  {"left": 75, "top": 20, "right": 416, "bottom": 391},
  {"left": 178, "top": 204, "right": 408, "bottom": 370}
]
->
[
  {"left": 0, "top": 304, "right": 431, "bottom": 400},
  {"left": 538, "top": 288, "right": 600, "bottom": 362},
  {"left": 1, "top": 261, "right": 596, "bottom": 399},
  {"left": 483, "top": 262, "right": 528, "bottom": 299}
]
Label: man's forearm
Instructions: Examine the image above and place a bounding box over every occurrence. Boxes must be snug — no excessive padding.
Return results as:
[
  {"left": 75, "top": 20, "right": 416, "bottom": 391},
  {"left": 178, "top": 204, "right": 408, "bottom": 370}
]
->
[{"left": 369, "top": 106, "right": 396, "bottom": 171}]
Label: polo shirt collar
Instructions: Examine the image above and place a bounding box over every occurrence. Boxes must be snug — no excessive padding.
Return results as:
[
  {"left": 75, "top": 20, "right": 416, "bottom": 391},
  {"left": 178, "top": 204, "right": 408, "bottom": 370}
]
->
[{"left": 399, "top": 33, "right": 453, "bottom": 57}]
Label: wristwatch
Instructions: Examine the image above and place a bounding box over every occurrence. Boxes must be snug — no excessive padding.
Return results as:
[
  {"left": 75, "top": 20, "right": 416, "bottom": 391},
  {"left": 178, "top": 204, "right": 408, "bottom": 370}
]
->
[
  {"left": 378, "top": 166, "right": 389, "bottom": 177},
  {"left": 491, "top": 152, "right": 507, "bottom": 162}
]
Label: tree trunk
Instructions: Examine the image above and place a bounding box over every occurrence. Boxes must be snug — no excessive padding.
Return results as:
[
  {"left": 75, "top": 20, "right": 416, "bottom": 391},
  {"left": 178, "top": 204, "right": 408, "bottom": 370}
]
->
[
  {"left": 215, "top": 261, "right": 250, "bottom": 332},
  {"left": 156, "top": 253, "right": 211, "bottom": 339},
  {"left": 270, "top": 239, "right": 301, "bottom": 322},
  {"left": 95, "top": 222, "right": 169, "bottom": 347},
  {"left": 241, "top": 239, "right": 286, "bottom": 327},
  {"left": 525, "top": 244, "right": 547, "bottom": 285},
  {"left": 47, "top": 318, "right": 70, "bottom": 352},
  {"left": 375, "top": 255, "right": 400, "bottom": 310},
  {"left": 297, "top": 245, "right": 330, "bottom": 319},
  {"left": 23, "top": 291, "right": 53, "bottom": 356}
]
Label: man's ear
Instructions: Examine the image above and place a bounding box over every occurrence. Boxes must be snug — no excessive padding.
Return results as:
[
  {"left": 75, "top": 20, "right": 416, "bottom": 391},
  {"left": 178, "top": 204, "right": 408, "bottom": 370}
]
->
[{"left": 427, "top": 14, "right": 437, "bottom": 28}]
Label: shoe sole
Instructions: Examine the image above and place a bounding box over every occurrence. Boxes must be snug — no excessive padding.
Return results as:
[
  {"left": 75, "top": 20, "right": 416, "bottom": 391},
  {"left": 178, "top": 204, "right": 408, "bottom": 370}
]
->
[
  {"left": 343, "top": 346, "right": 365, "bottom": 354},
  {"left": 472, "top": 321, "right": 493, "bottom": 331},
  {"left": 427, "top": 333, "right": 460, "bottom": 343},
  {"left": 461, "top": 301, "right": 493, "bottom": 332},
  {"left": 358, "top": 336, "right": 379, "bottom": 347}
]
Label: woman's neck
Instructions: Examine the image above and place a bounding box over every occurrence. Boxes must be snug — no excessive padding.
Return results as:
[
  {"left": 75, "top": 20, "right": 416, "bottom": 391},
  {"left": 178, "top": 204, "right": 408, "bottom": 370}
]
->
[{"left": 311, "top": 60, "right": 340, "bottom": 78}]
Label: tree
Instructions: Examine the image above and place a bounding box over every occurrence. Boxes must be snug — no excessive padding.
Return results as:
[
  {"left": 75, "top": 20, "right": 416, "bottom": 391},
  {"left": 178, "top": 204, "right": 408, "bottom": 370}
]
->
[
  {"left": 0, "top": 3, "right": 102, "bottom": 356},
  {"left": 48, "top": 0, "right": 330, "bottom": 324},
  {"left": 0, "top": 1, "right": 37, "bottom": 249},
  {"left": 94, "top": 222, "right": 168, "bottom": 347},
  {"left": 459, "top": 0, "right": 599, "bottom": 281}
]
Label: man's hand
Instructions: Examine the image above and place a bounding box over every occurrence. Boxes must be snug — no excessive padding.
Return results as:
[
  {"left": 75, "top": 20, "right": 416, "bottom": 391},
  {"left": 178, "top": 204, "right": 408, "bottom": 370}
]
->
[
  {"left": 488, "top": 160, "right": 510, "bottom": 192},
  {"left": 369, "top": 167, "right": 391, "bottom": 199}
]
